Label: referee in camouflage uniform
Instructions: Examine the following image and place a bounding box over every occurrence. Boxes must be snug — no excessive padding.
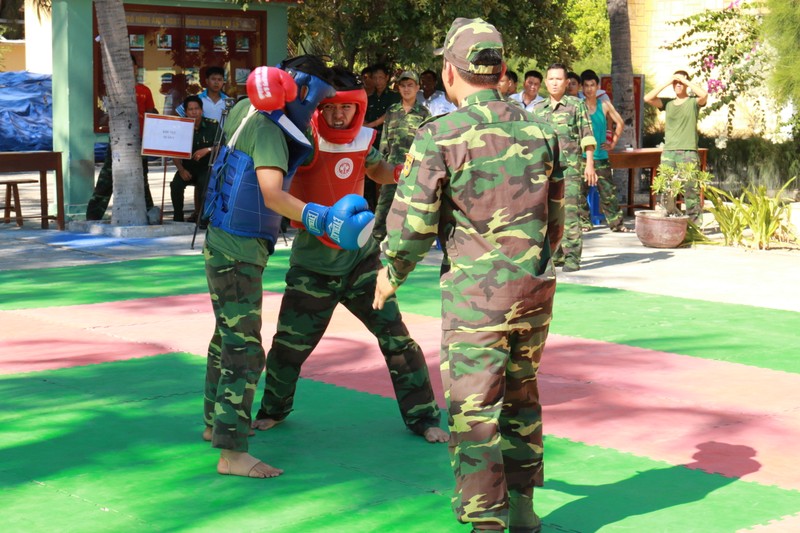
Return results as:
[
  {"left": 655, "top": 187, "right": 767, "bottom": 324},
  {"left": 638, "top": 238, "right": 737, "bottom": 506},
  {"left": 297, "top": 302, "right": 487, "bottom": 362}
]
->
[
  {"left": 374, "top": 18, "right": 564, "bottom": 533},
  {"left": 533, "top": 64, "right": 596, "bottom": 272}
]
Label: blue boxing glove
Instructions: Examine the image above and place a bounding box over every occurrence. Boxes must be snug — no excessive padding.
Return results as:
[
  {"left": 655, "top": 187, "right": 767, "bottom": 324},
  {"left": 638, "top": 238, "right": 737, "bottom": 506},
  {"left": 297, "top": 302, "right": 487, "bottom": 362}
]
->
[
  {"left": 326, "top": 194, "right": 375, "bottom": 249},
  {"left": 301, "top": 194, "right": 375, "bottom": 250}
]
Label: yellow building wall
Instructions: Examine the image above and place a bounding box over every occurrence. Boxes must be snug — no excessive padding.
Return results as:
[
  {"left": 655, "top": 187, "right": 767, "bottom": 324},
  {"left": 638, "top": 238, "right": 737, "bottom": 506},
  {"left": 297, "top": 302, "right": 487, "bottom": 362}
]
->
[
  {"left": 629, "top": 0, "right": 729, "bottom": 85},
  {"left": 0, "top": 41, "right": 26, "bottom": 71}
]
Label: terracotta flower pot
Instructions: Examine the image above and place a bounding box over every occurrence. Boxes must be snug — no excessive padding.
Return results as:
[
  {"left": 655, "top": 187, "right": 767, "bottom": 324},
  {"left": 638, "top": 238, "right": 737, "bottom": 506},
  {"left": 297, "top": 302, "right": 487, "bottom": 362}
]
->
[{"left": 634, "top": 210, "right": 689, "bottom": 248}]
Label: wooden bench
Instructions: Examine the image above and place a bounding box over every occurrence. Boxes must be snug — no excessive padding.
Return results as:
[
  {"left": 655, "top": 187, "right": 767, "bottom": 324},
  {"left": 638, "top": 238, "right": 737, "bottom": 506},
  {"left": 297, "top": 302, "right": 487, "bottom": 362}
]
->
[
  {"left": 0, "top": 151, "right": 65, "bottom": 229},
  {"left": 1, "top": 179, "right": 39, "bottom": 226}
]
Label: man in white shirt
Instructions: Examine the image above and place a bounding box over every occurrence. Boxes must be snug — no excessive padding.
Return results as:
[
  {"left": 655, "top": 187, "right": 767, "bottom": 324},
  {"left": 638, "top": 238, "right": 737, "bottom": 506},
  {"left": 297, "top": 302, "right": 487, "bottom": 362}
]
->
[
  {"left": 177, "top": 66, "right": 229, "bottom": 121},
  {"left": 510, "top": 69, "right": 544, "bottom": 111},
  {"left": 416, "top": 69, "right": 457, "bottom": 116}
]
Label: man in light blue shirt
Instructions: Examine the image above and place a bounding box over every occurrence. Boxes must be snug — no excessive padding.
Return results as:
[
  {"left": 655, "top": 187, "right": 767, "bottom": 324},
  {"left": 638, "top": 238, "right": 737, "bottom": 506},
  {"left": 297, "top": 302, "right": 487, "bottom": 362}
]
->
[
  {"left": 416, "top": 69, "right": 457, "bottom": 116},
  {"left": 510, "top": 69, "right": 544, "bottom": 111},
  {"left": 176, "top": 66, "right": 229, "bottom": 121}
]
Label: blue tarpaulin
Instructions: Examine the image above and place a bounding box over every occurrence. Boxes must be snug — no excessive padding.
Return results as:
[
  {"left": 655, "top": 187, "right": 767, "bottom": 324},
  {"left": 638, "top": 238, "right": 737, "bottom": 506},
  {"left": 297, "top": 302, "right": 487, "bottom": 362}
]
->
[{"left": 0, "top": 71, "right": 53, "bottom": 152}]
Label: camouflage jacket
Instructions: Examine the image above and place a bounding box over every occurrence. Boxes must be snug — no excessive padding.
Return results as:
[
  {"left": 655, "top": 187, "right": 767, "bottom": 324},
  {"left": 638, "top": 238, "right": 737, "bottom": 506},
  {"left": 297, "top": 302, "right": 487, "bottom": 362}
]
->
[
  {"left": 532, "top": 94, "right": 595, "bottom": 174},
  {"left": 385, "top": 89, "right": 565, "bottom": 330},
  {"left": 181, "top": 117, "right": 219, "bottom": 178},
  {"left": 379, "top": 101, "right": 430, "bottom": 165}
]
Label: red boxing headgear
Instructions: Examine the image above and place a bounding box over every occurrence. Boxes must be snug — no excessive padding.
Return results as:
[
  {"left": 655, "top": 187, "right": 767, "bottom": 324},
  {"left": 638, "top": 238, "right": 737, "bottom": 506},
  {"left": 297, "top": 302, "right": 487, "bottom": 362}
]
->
[{"left": 316, "top": 89, "right": 368, "bottom": 145}]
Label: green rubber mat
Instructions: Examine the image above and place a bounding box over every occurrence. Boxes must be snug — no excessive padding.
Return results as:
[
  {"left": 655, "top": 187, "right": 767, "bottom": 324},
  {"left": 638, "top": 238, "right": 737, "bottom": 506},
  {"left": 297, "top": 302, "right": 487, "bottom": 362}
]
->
[
  {"left": 1, "top": 254, "right": 798, "bottom": 374},
  {"left": 1, "top": 353, "right": 798, "bottom": 532}
]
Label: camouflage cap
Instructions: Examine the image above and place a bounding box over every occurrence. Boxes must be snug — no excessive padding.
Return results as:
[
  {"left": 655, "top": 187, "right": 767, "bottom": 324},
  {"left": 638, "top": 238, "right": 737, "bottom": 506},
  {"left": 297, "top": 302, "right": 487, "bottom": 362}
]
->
[
  {"left": 439, "top": 17, "right": 504, "bottom": 75},
  {"left": 397, "top": 70, "right": 419, "bottom": 84}
]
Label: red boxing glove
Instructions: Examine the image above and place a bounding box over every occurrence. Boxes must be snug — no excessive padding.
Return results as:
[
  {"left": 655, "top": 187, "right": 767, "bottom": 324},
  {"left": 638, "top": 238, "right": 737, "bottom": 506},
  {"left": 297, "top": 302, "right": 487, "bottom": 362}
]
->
[
  {"left": 393, "top": 164, "right": 404, "bottom": 183},
  {"left": 247, "top": 67, "right": 298, "bottom": 111}
]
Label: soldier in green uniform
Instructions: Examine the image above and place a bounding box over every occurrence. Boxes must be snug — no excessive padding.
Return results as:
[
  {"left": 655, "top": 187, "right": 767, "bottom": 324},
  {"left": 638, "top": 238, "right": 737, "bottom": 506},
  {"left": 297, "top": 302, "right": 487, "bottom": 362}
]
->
[
  {"left": 533, "top": 64, "right": 596, "bottom": 272},
  {"left": 374, "top": 18, "right": 564, "bottom": 533},
  {"left": 251, "top": 66, "right": 447, "bottom": 445},
  {"left": 170, "top": 95, "right": 219, "bottom": 222},
  {"left": 373, "top": 70, "right": 430, "bottom": 243},
  {"left": 201, "top": 57, "right": 348, "bottom": 479},
  {"left": 644, "top": 70, "right": 708, "bottom": 221},
  {"left": 363, "top": 64, "right": 402, "bottom": 210}
]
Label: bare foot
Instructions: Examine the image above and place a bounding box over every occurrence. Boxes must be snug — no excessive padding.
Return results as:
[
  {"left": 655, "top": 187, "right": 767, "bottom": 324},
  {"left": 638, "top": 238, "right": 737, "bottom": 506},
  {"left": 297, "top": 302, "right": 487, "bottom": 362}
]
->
[
  {"left": 251, "top": 417, "right": 283, "bottom": 431},
  {"left": 423, "top": 426, "right": 449, "bottom": 443},
  {"left": 217, "top": 450, "right": 283, "bottom": 478}
]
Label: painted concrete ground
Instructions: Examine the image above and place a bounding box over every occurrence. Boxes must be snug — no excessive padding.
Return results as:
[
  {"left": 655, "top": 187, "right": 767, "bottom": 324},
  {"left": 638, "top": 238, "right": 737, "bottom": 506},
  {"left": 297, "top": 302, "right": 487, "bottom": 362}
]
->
[{"left": 1, "top": 249, "right": 799, "bottom": 532}]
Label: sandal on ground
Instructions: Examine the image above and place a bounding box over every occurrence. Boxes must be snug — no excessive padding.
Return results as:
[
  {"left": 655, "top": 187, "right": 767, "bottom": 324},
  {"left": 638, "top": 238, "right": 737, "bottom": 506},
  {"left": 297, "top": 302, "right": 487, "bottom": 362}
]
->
[{"left": 610, "top": 225, "right": 631, "bottom": 233}]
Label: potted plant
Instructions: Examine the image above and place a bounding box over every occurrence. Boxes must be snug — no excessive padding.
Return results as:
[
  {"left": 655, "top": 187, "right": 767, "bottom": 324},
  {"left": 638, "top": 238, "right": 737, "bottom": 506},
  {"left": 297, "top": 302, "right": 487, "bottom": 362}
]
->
[{"left": 635, "top": 162, "right": 712, "bottom": 248}]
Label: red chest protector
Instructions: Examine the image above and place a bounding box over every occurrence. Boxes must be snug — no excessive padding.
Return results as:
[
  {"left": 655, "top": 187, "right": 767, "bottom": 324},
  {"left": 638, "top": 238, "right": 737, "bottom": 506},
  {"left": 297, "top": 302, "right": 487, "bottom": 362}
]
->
[{"left": 290, "top": 118, "right": 376, "bottom": 248}]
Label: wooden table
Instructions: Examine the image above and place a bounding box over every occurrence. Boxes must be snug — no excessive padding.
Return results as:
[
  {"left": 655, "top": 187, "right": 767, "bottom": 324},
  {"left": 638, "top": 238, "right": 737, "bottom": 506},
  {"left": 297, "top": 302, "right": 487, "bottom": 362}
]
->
[
  {"left": 0, "top": 151, "right": 65, "bottom": 229},
  {"left": 608, "top": 148, "right": 708, "bottom": 216}
]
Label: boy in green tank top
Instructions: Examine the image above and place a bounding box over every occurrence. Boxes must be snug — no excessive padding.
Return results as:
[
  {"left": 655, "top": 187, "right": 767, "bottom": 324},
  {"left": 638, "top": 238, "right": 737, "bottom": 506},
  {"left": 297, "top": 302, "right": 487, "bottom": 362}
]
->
[{"left": 580, "top": 69, "right": 628, "bottom": 232}]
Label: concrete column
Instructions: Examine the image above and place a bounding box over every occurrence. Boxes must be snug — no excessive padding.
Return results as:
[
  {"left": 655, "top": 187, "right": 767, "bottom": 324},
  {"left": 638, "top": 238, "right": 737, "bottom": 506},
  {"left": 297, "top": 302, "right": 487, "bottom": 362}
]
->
[{"left": 51, "top": 0, "right": 96, "bottom": 218}]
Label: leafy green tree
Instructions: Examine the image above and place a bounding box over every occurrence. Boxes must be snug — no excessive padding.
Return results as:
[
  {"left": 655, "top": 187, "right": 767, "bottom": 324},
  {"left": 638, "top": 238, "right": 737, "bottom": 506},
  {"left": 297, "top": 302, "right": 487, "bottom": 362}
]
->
[
  {"left": 233, "top": 0, "right": 578, "bottom": 70},
  {"left": 567, "top": 0, "right": 610, "bottom": 63},
  {"left": 763, "top": 0, "right": 800, "bottom": 110}
]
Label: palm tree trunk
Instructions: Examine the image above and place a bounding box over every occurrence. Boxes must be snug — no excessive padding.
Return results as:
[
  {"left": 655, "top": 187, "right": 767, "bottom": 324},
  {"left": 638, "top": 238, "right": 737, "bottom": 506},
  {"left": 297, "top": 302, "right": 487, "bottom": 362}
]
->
[
  {"left": 95, "top": 0, "right": 148, "bottom": 225},
  {"left": 607, "top": 0, "right": 636, "bottom": 149}
]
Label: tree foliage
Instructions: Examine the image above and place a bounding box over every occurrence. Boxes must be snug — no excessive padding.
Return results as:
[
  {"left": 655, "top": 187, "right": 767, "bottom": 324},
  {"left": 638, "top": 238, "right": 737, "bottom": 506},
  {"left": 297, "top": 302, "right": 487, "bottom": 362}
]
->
[
  {"left": 662, "top": 1, "right": 773, "bottom": 134},
  {"left": 763, "top": 0, "right": 800, "bottom": 109},
  {"left": 566, "top": 0, "right": 609, "bottom": 62},
  {"left": 231, "top": 0, "right": 577, "bottom": 70}
]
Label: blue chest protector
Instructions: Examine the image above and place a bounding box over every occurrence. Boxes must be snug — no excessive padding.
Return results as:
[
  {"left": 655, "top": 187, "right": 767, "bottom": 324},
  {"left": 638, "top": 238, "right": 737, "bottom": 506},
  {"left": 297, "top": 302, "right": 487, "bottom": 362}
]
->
[{"left": 202, "top": 110, "right": 311, "bottom": 251}]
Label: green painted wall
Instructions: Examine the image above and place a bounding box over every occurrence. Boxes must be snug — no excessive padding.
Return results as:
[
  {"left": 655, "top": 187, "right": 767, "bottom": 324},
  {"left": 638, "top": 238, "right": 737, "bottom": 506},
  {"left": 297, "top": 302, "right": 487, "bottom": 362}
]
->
[
  {"left": 49, "top": 0, "right": 293, "bottom": 219},
  {"left": 52, "top": 0, "right": 95, "bottom": 216}
]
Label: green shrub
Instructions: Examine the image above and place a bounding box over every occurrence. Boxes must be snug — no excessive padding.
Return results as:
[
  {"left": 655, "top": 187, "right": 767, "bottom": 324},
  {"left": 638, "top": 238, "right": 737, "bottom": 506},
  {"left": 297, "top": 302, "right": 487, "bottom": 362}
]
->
[
  {"left": 704, "top": 138, "right": 800, "bottom": 194},
  {"left": 739, "top": 180, "right": 796, "bottom": 249},
  {"left": 704, "top": 178, "right": 797, "bottom": 249},
  {"left": 704, "top": 186, "right": 747, "bottom": 246}
]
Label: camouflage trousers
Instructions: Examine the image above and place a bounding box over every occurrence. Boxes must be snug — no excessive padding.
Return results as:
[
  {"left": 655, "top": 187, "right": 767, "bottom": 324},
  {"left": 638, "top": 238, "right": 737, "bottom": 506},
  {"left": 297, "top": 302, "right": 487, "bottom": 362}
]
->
[
  {"left": 661, "top": 150, "right": 701, "bottom": 221},
  {"left": 86, "top": 145, "right": 154, "bottom": 220},
  {"left": 443, "top": 318, "right": 550, "bottom": 529},
  {"left": 580, "top": 159, "right": 624, "bottom": 230},
  {"left": 256, "top": 251, "right": 441, "bottom": 435},
  {"left": 372, "top": 183, "right": 397, "bottom": 243},
  {"left": 555, "top": 170, "right": 584, "bottom": 268},
  {"left": 203, "top": 244, "right": 266, "bottom": 452}
]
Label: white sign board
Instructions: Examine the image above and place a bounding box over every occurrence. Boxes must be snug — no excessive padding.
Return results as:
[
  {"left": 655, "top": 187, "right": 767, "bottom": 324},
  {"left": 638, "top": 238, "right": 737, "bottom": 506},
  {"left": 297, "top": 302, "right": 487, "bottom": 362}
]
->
[{"left": 141, "top": 113, "right": 195, "bottom": 159}]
